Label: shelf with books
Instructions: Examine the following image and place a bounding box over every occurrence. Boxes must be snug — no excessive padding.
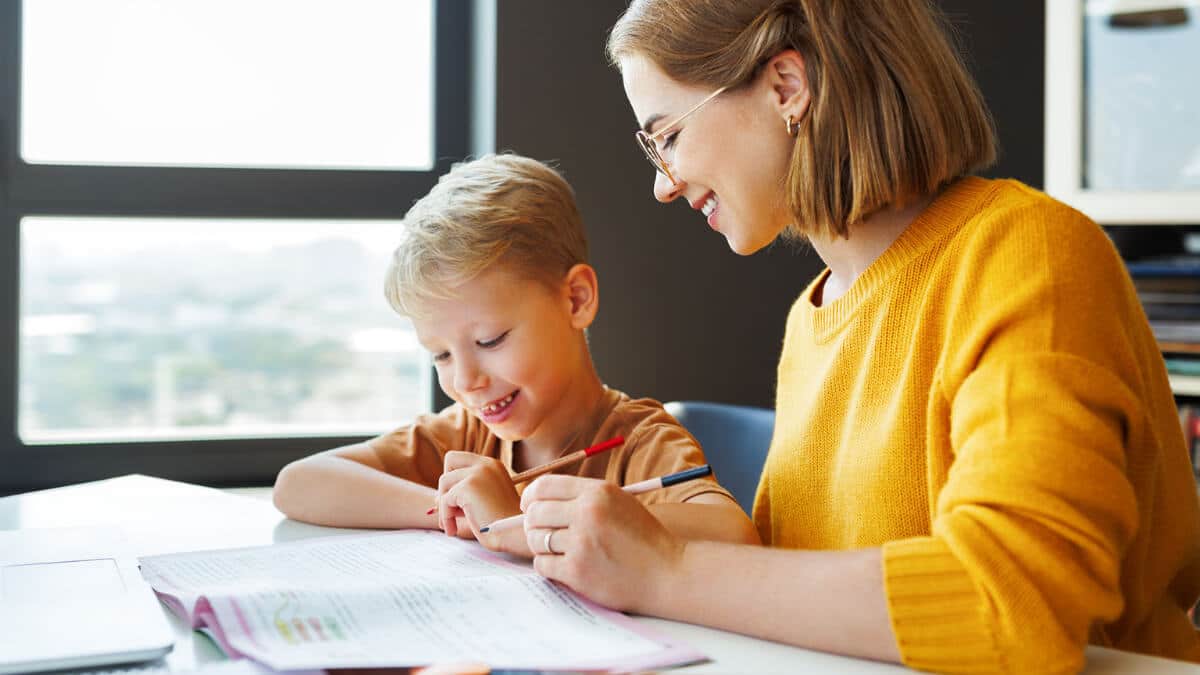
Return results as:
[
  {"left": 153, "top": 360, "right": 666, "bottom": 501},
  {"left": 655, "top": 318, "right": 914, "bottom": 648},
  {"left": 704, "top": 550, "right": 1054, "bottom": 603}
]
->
[
  {"left": 1155, "top": 334, "right": 1200, "bottom": 398},
  {"left": 1176, "top": 402, "right": 1200, "bottom": 482},
  {"left": 1127, "top": 256, "right": 1200, "bottom": 400},
  {"left": 1163, "top": 349, "right": 1200, "bottom": 399}
]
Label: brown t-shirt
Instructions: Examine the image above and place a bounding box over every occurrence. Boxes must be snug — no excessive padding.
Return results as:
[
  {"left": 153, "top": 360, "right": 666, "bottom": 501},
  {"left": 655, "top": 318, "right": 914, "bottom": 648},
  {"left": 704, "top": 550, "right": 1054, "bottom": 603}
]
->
[{"left": 364, "top": 386, "right": 734, "bottom": 506}]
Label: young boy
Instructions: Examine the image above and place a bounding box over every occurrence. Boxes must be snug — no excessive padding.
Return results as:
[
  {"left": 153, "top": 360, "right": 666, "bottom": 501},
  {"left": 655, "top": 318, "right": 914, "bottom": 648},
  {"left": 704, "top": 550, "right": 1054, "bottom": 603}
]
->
[{"left": 273, "top": 153, "right": 759, "bottom": 558}]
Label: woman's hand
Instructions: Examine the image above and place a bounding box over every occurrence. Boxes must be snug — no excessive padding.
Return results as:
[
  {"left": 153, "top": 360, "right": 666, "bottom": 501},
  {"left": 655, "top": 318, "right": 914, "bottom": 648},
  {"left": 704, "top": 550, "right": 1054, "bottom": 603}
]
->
[
  {"left": 436, "top": 452, "right": 527, "bottom": 554},
  {"left": 520, "top": 475, "right": 686, "bottom": 613}
]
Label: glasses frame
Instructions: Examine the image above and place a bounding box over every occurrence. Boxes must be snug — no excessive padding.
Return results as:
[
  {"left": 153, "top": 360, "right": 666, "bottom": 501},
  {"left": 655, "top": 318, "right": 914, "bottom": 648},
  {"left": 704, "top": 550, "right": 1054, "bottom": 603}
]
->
[{"left": 635, "top": 86, "right": 728, "bottom": 185}]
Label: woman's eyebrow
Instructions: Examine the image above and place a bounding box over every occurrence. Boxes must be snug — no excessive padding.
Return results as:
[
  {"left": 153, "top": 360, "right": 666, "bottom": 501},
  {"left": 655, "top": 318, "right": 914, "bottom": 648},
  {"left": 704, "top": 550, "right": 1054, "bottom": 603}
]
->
[{"left": 640, "top": 113, "right": 666, "bottom": 135}]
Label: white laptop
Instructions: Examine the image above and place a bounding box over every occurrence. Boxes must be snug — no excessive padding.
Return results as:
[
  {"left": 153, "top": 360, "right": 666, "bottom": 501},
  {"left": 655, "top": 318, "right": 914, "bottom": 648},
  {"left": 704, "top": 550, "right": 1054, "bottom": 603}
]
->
[{"left": 0, "top": 526, "right": 174, "bottom": 674}]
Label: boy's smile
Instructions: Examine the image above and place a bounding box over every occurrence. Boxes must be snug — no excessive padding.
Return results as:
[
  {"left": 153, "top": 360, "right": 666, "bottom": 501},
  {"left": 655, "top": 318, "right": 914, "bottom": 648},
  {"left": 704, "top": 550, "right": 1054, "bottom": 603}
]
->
[
  {"left": 475, "top": 390, "right": 519, "bottom": 423},
  {"left": 410, "top": 266, "right": 603, "bottom": 460}
]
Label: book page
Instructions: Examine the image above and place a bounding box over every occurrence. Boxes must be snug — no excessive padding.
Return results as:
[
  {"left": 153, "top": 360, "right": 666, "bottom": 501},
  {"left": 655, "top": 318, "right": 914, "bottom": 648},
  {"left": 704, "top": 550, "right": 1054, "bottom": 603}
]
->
[
  {"left": 142, "top": 528, "right": 523, "bottom": 591},
  {"left": 140, "top": 531, "right": 702, "bottom": 672}
]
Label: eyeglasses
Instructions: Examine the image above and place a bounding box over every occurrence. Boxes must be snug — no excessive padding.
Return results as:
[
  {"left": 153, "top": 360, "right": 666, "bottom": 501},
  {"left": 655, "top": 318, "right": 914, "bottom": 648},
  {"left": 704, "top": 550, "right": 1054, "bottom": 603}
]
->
[{"left": 635, "top": 86, "right": 727, "bottom": 185}]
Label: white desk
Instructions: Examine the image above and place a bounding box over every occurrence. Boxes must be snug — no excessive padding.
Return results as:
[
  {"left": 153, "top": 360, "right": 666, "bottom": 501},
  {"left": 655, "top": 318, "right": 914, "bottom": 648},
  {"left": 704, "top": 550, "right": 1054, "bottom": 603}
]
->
[{"left": 1, "top": 474, "right": 1196, "bottom": 674}]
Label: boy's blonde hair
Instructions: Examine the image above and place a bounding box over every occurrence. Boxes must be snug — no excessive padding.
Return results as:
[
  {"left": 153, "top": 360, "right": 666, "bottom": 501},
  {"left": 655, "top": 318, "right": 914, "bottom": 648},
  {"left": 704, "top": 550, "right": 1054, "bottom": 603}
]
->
[
  {"left": 607, "top": 0, "right": 997, "bottom": 239},
  {"left": 385, "top": 154, "right": 588, "bottom": 317}
]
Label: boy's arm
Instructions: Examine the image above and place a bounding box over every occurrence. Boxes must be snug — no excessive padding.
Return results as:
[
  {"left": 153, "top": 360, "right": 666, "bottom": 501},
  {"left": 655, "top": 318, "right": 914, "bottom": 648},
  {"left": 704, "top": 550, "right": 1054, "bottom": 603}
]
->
[
  {"left": 648, "top": 494, "right": 761, "bottom": 545},
  {"left": 273, "top": 443, "right": 441, "bottom": 529},
  {"left": 274, "top": 407, "right": 474, "bottom": 529}
]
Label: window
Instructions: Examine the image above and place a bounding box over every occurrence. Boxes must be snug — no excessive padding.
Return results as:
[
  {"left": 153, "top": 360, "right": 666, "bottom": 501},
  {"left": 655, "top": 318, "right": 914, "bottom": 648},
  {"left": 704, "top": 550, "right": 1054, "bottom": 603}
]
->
[
  {"left": 19, "top": 216, "right": 426, "bottom": 443},
  {"left": 0, "top": 1, "right": 471, "bottom": 492},
  {"left": 21, "top": 0, "right": 435, "bottom": 170}
]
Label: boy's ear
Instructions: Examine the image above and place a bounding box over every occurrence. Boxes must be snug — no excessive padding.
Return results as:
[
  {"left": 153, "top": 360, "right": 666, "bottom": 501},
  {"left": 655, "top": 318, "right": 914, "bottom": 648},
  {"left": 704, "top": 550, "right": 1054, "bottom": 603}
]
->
[{"left": 562, "top": 263, "right": 599, "bottom": 330}]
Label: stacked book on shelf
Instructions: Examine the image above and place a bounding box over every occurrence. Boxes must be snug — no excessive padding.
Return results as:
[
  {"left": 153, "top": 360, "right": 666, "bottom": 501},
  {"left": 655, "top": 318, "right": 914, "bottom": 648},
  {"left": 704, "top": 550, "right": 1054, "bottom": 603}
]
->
[
  {"left": 1178, "top": 403, "right": 1200, "bottom": 479},
  {"left": 1128, "top": 256, "right": 1200, "bottom": 399},
  {"left": 1129, "top": 255, "right": 1200, "bottom": 478}
]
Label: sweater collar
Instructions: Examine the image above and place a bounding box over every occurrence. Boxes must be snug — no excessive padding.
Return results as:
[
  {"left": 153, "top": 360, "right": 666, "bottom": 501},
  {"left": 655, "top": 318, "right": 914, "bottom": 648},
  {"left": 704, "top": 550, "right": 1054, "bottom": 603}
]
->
[{"left": 802, "top": 176, "right": 996, "bottom": 340}]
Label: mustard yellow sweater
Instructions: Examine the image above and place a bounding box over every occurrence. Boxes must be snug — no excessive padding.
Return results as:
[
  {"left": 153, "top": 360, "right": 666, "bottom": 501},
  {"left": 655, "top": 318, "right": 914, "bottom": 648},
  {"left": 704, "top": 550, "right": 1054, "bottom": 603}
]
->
[{"left": 753, "top": 177, "right": 1200, "bottom": 673}]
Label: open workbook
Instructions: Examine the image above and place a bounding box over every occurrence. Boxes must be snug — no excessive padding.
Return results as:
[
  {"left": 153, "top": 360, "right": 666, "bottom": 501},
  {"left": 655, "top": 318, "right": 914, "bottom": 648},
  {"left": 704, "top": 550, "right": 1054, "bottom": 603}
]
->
[{"left": 138, "top": 530, "right": 703, "bottom": 672}]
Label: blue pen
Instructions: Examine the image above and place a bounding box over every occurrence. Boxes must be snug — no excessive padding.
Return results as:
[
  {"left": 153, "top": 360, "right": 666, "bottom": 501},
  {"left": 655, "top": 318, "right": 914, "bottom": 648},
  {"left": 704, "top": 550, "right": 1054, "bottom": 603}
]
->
[{"left": 479, "top": 464, "right": 713, "bottom": 534}]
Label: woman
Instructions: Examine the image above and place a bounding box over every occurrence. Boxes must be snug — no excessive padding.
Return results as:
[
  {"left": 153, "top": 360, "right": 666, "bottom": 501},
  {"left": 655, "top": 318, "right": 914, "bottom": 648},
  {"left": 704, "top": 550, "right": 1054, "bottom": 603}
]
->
[{"left": 518, "top": 1, "right": 1200, "bottom": 672}]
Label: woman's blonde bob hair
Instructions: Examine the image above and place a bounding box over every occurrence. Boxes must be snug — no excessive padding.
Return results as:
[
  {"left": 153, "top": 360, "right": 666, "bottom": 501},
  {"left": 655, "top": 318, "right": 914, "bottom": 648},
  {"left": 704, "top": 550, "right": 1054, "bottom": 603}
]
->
[
  {"left": 607, "top": 0, "right": 997, "bottom": 239},
  {"left": 384, "top": 153, "right": 588, "bottom": 317}
]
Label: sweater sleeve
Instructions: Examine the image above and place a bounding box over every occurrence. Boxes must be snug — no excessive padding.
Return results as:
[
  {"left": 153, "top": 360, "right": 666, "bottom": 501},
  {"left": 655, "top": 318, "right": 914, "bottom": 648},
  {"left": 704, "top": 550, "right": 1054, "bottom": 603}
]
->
[
  {"left": 885, "top": 354, "right": 1141, "bottom": 673},
  {"left": 883, "top": 198, "right": 1148, "bottom": 673}
]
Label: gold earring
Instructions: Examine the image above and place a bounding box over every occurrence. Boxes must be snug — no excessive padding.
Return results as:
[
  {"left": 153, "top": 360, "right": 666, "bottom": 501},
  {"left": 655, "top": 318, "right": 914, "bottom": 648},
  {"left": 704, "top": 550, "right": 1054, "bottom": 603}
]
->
[{"left": 785, "top": 114, "right": 799, "bottom": 137}]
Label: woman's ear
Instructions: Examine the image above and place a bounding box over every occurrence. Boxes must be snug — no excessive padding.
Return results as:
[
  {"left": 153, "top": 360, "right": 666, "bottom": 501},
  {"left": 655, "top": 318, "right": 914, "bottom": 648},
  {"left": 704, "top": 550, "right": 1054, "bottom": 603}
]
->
[
  {"left": 562, "top": 263, "right": 600, "bottom": 330},
  {"left": 763, "top": 49, "right": 810, "bottom": 124}
]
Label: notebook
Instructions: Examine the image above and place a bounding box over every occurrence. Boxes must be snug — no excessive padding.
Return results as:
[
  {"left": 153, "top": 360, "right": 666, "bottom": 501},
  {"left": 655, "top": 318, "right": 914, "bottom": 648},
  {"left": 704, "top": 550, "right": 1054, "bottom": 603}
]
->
[
  {"left": 139, "top": 529, "right": 705, "bottom": 672},
  {"left": 0, "top": 526, "right": 175, "bottom": 675}
]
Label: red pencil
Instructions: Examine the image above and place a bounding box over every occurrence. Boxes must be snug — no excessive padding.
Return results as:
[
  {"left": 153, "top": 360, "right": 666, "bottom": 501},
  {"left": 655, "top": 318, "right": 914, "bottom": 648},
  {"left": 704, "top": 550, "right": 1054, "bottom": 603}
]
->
[{"left": 426, "top": 435, "right": 624, "bottom": 515}]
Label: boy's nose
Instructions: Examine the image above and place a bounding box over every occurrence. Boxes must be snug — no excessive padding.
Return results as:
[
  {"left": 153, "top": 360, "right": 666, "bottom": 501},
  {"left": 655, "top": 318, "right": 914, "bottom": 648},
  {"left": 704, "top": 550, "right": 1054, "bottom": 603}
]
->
[
  {"left": 454, "top": 360, "right": 488, "bottom": 393},
  {"left": 653, "top": 171, "right": 685, "bottom": 204}
]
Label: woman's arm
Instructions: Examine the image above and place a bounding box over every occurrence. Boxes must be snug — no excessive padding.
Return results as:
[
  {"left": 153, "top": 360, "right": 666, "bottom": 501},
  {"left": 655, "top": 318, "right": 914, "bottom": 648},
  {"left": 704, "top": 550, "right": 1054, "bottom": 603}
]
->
[
  {"left": 521, "top": 477, "right": 898, "bottom": 662},
  {"left": 273, "top": 445, "right": 439, "bottom": 529},
  {"left": 665, "top": 541, "right": 896, "bottom": 661},
  {"left": 648, "top": 493, "right": 761, "bottom": 545}
]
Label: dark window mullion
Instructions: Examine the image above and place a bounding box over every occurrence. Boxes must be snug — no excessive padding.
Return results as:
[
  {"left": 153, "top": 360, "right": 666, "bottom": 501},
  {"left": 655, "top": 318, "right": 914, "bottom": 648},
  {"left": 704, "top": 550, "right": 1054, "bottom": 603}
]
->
[
  {"left": 434, "top": 0, "right": 471, "bottom": 166},
  {"left": 6, "top": 165, "right": 445, "bottom": 219},
  {"left": 2, "top": 0, "right": 22, "bottom": 460}
]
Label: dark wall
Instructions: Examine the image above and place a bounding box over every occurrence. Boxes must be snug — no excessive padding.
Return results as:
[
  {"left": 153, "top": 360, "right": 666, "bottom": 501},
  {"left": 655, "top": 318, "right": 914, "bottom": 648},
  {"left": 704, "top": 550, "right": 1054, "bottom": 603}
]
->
[
  {"left": 491, "top": 1, "right": 1047, "bottom": 409},
  {"left": 939, "top": 1, "right": 1045, "bottom": 187}
]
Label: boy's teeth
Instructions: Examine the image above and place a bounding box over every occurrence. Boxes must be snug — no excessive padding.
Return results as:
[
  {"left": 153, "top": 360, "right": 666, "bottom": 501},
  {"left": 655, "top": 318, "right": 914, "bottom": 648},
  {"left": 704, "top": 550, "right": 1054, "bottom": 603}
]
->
[
  {"left": 701, "top": 195, "right": 718, "bottom": 217},
  {"left": 482, "top": 392, "right": 515, "bottom": 415}
]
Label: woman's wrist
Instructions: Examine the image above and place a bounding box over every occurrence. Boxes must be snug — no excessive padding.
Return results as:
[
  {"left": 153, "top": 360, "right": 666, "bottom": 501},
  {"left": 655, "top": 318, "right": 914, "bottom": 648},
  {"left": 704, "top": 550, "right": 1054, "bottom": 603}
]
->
[{"left": 637, "top": 534, "right": 691, "bottom": 615}]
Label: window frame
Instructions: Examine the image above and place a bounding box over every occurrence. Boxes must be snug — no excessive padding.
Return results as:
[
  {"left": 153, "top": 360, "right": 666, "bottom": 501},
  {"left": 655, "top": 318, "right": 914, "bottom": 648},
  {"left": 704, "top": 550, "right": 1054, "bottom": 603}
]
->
[{"left": 0, "top": 0, "right": 469, "bottom": 494}]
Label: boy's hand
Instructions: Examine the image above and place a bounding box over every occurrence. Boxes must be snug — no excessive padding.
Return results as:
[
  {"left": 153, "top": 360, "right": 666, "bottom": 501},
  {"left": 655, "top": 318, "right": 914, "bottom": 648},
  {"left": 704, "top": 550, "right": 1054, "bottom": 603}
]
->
[{"left": 436, "top": 452, "right": 527, "bottom": 554}]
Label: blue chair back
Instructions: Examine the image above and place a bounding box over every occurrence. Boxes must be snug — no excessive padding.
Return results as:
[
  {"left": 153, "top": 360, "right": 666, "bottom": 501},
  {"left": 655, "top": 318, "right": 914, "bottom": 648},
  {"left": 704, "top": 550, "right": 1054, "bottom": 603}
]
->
[{"left": 664, "top": 400, "right": 775, "bottom": 515}]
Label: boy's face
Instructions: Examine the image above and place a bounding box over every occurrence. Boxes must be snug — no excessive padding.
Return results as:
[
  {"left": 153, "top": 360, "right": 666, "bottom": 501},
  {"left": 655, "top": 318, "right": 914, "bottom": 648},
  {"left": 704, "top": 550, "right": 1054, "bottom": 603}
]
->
[{"left": 411, "top": 267, "right": 591, "bottom": 444}]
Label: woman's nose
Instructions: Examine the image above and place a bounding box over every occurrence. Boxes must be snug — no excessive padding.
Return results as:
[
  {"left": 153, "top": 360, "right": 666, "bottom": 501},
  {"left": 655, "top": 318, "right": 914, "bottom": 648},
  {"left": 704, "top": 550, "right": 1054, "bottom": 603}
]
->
[{"left": 653, "top": 171, "right": 685, "bottom": 203}]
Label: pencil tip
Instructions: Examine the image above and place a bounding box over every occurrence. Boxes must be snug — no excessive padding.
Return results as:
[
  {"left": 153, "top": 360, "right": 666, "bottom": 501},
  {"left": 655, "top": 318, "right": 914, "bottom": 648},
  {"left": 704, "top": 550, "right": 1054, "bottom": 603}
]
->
[
  {"left": 425, "top": 507, "right": 436, "bottom": 515},
  {"left": 479, "top": 527, "right": 490, "bottom": 533}
]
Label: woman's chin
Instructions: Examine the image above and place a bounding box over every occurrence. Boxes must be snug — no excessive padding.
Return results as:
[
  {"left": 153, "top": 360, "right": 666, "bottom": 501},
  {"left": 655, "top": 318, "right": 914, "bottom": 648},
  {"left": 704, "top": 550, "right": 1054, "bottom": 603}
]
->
[{"left": 725, "top": 233, "right": 766, "bottom": 256}]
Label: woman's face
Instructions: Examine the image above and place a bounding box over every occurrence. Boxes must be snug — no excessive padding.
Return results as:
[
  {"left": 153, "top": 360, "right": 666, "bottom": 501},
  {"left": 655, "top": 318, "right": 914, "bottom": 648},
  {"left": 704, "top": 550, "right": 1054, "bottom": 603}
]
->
[{"left": 620, "top": 54, "right": 798, "bottom": 255}]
